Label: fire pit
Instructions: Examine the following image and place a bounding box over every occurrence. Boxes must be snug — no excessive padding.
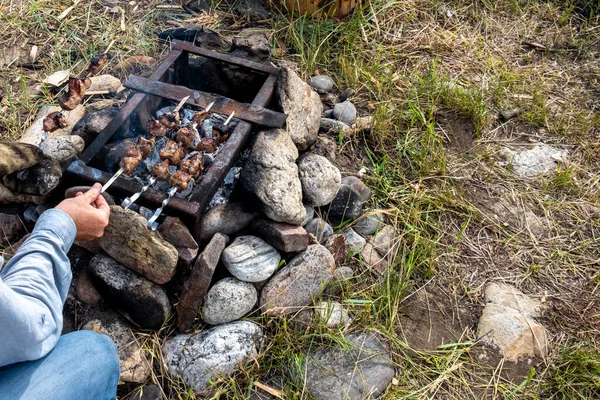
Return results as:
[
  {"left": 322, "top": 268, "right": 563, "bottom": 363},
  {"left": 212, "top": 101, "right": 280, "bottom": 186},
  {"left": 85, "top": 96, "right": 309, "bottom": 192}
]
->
[{"left": 64, "top": 40, "right": 284, "bottom": 238}]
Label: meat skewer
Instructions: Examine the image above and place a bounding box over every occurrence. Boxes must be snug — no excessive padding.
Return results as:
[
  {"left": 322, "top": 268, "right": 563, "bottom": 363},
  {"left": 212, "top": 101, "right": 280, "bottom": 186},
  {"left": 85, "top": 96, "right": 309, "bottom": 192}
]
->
[{"left": 122, "top": 159, "right": 170, "bottom": 209}]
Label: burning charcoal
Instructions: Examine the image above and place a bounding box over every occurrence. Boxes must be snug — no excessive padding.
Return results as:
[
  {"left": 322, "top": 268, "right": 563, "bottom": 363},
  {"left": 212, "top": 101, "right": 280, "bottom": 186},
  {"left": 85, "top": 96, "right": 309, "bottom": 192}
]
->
[
  {"left": 191, "top": 110, "right": 210, "bottom": 126},
  {"left": 169, "top": 170, "right": 192, "bottom": 192},
  {"left": 159, "top": 139, "right": 186, "bottom": 165},
  {"left": 180, "top": 152, "right": 204, "bottom": 179},
  {"left": 175, "top": 127, "right": 196, "bottom": 149},
  {"left": 137, "top": 136, "right": 156, "bottom": 158},
  {"left": 151, "top": 159, "right": 171, "bottom": 181},
  {"left": 87, "top": 53, "right": 108, "bottom": 75},
  {"left": 196, "top": 137, "right": 217, "bottom": 153},
  {"left": 158, "top": 112, "right": 179, "bottom": 129},
  {"left": 58, "top": 77, "right": 87, "bottom": 111},
  {"left": 148, "top": 119, "right": 167, "bottom": 137},
  {"left": 42, "top": 111, "right": 68, "bottom": 132}
]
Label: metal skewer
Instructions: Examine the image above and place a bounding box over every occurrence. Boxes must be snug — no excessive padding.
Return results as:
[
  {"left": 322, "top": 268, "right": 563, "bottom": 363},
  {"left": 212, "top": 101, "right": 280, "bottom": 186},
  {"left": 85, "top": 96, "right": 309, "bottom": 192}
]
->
[
  {"left": 145, "top": 109, "right": 235, "bottom": 230},
  {"left": 121, "top": 101, "right": 215, "bottom": 208}
]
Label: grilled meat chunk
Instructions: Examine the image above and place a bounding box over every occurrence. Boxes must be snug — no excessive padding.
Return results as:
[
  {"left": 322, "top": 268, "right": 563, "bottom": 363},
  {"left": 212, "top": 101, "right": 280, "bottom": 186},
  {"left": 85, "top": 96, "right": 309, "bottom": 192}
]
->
[
  {"left": 42, "top": 112, "right": 68, "bottom": 132},
  {"left": 169, "top": 170, "right": 192, "bottom": 192},
  {"left": 159, "top": 139, "right": 186, "bottom": 165},
  {"left": 158, "top": 112, "right": 179, "bottom": 129},
  {"left": 175, "top": 127, "right": 196, "bottom": 148},
  {"left": 148, "top": 119, "right": 167, "bottom": 137},
  {"left": 137, "top": 136, "right": 156, "bottom": 158},
  {"left": 88, "top": 53, "right": 108, "bottom": 75},
  {"left": 58, "top": 77, "right": 87, "bottom": 111},
  {"left": 196, "top": 137, "right": 217, "bottom": 153},
  {"left": 151, "top": 159, "right": 171, "bottom": 181},
  {"left": 179, "top": 153, "right": 204, "bottom": 179},
  {"left": 119, "top": 145, "right": 143, "bottom": 174},
  {"left": 191, "top": 110, "right": 210, "bottom": 126}
]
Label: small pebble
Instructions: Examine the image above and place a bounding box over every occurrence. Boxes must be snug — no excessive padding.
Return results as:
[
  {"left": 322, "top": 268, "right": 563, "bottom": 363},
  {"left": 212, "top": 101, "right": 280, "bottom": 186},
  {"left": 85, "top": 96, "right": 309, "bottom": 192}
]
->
[{"left": 309, "top": 75, "right": 335, "bottom": 94}]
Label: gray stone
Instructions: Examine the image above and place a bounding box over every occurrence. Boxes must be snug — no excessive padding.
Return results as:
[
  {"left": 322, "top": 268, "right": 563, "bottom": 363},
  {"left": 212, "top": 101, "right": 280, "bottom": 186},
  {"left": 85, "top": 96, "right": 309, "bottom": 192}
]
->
[
  {"left": 503, "top": 143, "right": 566, "bottom": 179},
  {"left": 302, "top": 205, "right": 315, "bottom": 226},
  {"left": 320, "top": 93, "right": 340, "bottom": 108},
  {"left": 88, "top": 74, "right": 121, "bottom": 93},
  {"left": 87, "top": 254, "right": 171, "bottom": 330},
  {"left": 98, "top": 206, "right": 179, "bottom": 284},
  {"left": 476, "top": 283, "right": 546, "bottom": 361},
  {"left": 72, "top": 107, "right": 121, "bottom": 146},
  {"left": 39, "top": 135, "right": 85, "bottom": 165},
  {"left": 82, "top": 316, "right": 151, "bottom": 383},
  {"left": 260, "top": 244, "right": 335, "bottom": 315},
  {"left": 222, "top": 236, "right": 281, "bottom": 283},
  {"left": 324, "top": 266, "right": 355, "bottom": 296},
  {"left": 360, "top": 242, "right": 387, "bottom": 275},
  {"left": 315, "top": 301, "right": 352, "bottom": 329},
  {"left": 309, "top": 75, "right": 335, "bottom": 94},
  {"left": 125, "top": 384, "right": 162, "bottom": 400},
  {"left": 332, "top": 101, "right": 357, "bottom": 125},
  {"left": 0, "top": 213, "right": 24, "bottom": 245},
  {"left": 158, "top": 217, "right": 199, "bottom": 268},
  {"left": 323, "top": 109, "right": 334, "bottom": 118},
  {"left": 341, "top": 228, "right": 366, "bottom": 254},
  {"left": 313, "top": 136, "right": 337, "bottom": 161},
  {"left": 276, "top": 67, "right": 322, "bottom": 151},
  {"left": 304, "top": 331, "right": 395, "bottom": 400},
  {"left": 353, "top": 213, "right": 384, "bottom": 237},
  {"left": 338, "top": 88, "right": 354, "bottom": 102},
  {"left": 201, "top": 277, "right": 258, "bottom": 325},
  {"left": 319, "top": 118, "right": 352, "bottom": 135},
  {"left": 76, "top": 268, "right": 102, "bottom": 305},
  {"left": 298, "top": 153, "right": 342, "bottom": 207},
  {"left": 163, "top": 321, "right": 263, "bottom": 396},
  {"left": 370, "top": 225, "right": 396, "bottom": 255},
  {"left": 198, "top": 202, "right": 259, "bottom": 241},
  {"left": 326, "top": 176, "right": 370, "bottom": 225},
  {"left": 305, "top": 218, "right": 334, "bottom": 244},
  {"left": 251, "top": 218, "right": 310, "bottom": 253},
  {"left": 241, "top": 129, "right": 306, "bottom": 225}
]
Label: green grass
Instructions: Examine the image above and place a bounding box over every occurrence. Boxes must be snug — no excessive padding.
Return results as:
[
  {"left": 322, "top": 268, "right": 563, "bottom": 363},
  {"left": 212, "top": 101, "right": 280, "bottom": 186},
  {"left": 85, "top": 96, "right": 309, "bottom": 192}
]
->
[{"left": 542, "top": 342, "right": 600, "bottom": 399}]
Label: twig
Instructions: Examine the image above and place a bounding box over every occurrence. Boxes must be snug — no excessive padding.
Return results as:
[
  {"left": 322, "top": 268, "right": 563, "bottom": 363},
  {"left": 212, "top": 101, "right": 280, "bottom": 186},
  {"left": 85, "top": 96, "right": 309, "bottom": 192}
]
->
[{"left": 57, "top": 0, "right": 83, "bottom": 21}]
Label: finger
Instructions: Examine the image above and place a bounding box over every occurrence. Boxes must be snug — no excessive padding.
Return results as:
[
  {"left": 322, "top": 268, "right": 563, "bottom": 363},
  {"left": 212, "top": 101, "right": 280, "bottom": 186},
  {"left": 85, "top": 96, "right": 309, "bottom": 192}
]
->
[
  {"left": 82, "top": 183, "right": 102, "bottom": 204},
  {"left": 94, "top": 193, "right": 110, "bottom": 214},
  {"left": 76, "top": 192, "right": 84, "bottom": 197}
]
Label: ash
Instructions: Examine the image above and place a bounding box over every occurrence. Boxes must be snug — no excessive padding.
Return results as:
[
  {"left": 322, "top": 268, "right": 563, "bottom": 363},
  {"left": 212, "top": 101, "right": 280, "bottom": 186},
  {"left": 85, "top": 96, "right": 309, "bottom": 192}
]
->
[{"left": 207, "top": 148, "right": 250, "bottom": 208}]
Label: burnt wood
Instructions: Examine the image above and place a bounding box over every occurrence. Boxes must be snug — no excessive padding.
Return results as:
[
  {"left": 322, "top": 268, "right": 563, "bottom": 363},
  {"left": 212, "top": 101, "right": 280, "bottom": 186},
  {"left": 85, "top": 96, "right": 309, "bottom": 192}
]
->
[{"left": 124, "top": 75, "right": 286, "bottom": 128}]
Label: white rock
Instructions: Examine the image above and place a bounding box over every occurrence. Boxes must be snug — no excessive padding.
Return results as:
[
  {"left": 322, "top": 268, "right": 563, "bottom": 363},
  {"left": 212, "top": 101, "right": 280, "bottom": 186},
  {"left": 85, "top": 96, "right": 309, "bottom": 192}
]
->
[
  {"left": 341, "top": 228, "right": 366, "bottom": 254},
  {"left": 88, "top": 74, "right": 122, "bottom": 93},
  {"left": 315, "top": 301, "right": 352, "bottom": 329},
  {"left": 39, "top": 135, "right": 85, "bottom": 163},
  {"left": 298, "top": 153, "right": 342, "bottom": 207},
  {"left": 201, "top": 277, "right": 258, "bottom": 325},
  {"left": 222, "top": 235, "right": 281, "bottom": 282},
  {"left": 504, "top": 143, "right": 566, "bottom": 179}
]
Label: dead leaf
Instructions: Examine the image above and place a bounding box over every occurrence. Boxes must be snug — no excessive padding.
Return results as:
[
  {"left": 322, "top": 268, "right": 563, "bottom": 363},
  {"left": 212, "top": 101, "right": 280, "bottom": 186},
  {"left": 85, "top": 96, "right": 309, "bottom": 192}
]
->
[
  {"left": 522, "top": 41, "right": 546, "bottom": 50},
  {"left": 331, "top": 235, "right": 347, "bottom": 265},
  {"left": 42, "top": 70, "right": 70, "bottom": 87}
]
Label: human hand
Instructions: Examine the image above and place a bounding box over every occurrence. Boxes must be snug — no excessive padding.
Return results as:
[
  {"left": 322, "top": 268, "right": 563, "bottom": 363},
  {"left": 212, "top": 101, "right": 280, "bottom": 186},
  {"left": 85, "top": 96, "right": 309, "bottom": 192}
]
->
[{"left": 56, "top": 183, "right": 110, "bottom": 241}]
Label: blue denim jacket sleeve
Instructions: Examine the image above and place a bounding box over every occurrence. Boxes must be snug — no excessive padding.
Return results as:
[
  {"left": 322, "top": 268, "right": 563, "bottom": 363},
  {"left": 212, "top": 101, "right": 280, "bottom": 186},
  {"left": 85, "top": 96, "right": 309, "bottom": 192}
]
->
[{"left": 0, "top": 209, "right": 76, "bottom": 367}]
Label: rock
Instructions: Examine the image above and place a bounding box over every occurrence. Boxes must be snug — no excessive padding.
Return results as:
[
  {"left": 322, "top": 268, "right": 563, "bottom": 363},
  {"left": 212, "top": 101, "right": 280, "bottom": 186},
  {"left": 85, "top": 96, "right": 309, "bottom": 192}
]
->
[
  {"left": 259, "top": 244, "right": 335, "bottom": 315},
  {"left": 309, "top": 75, "right": 335, "bottom": 94},
  {"left": 98, "top": 206, "right": 178, "bottom": 285},
  {"left": 320, "top": 93, "right": 340, "bottom": 108},
  {"left": 0, "top": 213, "right": 24, "bottom": 245},
  {"left": 0, "top": 141, "right": 44, "bottom": 175},
  {"left": 2, "top": 155, "right": 62, "bottom": 196},
  {"left": 354, "top": 116, "right": 373, "bottom": 131},
  {"left": 324, "top": 266, "right": 354, "bottom": 296},
  {"left": 298, "top": 153, "right": 342, "bottom": 207},
  {"left": 240, "top": 129, "right": 306, "bottom": 225},
  {"left": 304, "top": 331, "right": 395, "bottom": 400},
  {"left": 275, "top": 67, "right": 322, "bottom": 151},
  {"left": 163, "top": 321, "right": 263, "bottom": 396},
  {"left": 315, "top": 301, "right": 352, "bottom": 329},
  {"left": 332, "top": 101, "right": 357, "bottom": 125},
  {"left": 370, "top": 225, "right": 395, "bottom": 255},
  {"left": 158, "top": 217, "right": 199, "bottom": 268},
  {"left": 251, "top": 218, "right": 310, "bottom": 253},
  {"left": 201, "top": 277, "right": 258, "bottom": 325},
  {"left": 305, "top": 218, "right": 334, "bottom": 244},
  {"left": 197, "top": 202, "right": 258, "bottom": 242},
  {"left": 88, "top": 254, "right": 171, "bottom": 330},
  {"left": 125, "top": 384, "right": 162, "bottom": 400},
  {"left": 88, "top": 74, "right": 122, "bottom": 93},
  {"left": 222, "top": 235, "right": 281, "bottom": 283},
  {"left": 82, "top": 316, "right": 151, "bottom": 383},
  {"left": 302, "top": 205, "right": 315, "bottom": 226},
  {"left": 233, "top": 0, "right": 271, "bottom": 20},
  {"left": 322, "top": 108, "right": 334, "bottom": 118},
  {"left": 19, "top": 105, "right": 86, "bottom": 145},
  {"left": 313, "top": 136, "right": 337, "bottom": 161},
  {"left": 92, "top": 138, "right": 136, "bottom": 173},
  {"left": 39, "top": 135, "right": 85, "bottom": 165},
  {"left": 319, "top": 118, "right": 352, "bottom": 135},
  {"left": 360, "top": 242, "right": 387, "bottom": 275},
  {"left": 352, "top": 213, "right": 384, "bottom": 237},
  {"left": 326, "top": 176, "right": 370, "bottom": 225},
  {"left": 338, "top": 88, "right": 354, "bottom": 102},
  {"left": 177, "top": 233, "right": 229, "bottom": 332},
  {"left": 503, "top": 143, "right": 566, "bottom": 179},
  {"left": 72, "top": 107, "right": 121, "bottom": 146},
  {"left": 76, "top": 268, "right": 102, "bottom": 305},
  {"left": 476, "top": 283, "right": 547, "bottom": 361},
  {"left": 340, "top": 228, "right": 366, "bottom": 254},
  {"left": 499, "top": 108, "right": 521, "bottom": 122},
  {"left": 65, "top": 185, "right": 115, "bottom": 205}
]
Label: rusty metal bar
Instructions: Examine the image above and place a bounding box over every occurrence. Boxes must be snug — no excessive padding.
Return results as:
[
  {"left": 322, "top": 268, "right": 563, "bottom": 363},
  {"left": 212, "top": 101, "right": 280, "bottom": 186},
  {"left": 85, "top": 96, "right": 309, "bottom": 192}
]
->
[
  {"left": 123, "top": 75, "right": 286, "bottom": 128},
  {"left": 191, "top": 73, "right": 277, "bottom": 236},
  {"left": 79, "top": 49, "right": 183, "bottom": 163},
  {"left": 172, "top": 40, "right": 278, "bottom": 75},
  {"left": 65, "top": 160, "right": 200, "bottom": 218}
]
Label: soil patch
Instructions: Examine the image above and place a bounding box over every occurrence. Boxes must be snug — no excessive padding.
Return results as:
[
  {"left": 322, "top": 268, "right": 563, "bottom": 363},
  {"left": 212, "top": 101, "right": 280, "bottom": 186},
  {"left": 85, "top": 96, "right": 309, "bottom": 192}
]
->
[{"left": 437, "top": 111, "right": 476, "bottom": 153}]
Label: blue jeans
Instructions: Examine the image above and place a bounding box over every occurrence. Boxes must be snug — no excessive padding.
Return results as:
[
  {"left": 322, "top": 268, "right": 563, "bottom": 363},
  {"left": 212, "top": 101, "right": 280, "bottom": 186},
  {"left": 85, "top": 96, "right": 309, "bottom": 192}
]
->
[{"left": 0, "top": 330, "right": 120, "bottom": 400}]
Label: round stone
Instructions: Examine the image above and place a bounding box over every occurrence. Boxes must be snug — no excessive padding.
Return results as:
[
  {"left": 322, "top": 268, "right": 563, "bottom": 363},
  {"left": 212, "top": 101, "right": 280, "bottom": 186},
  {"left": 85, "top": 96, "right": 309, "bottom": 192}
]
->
[
  {"left": 298, "top": 153, "right": 342, "bottom": 207},
  {"left": 222, "top": 235, "right": 281, "bottom": 282},
  {"left": 309, "top": 75, "right": 335, "bottom": 94},
  {"left": 201, "top": 278, "right": 258, "bottom": 325},
  {"left": 332, "top": 101, "right": 357, "bottom": 125},
  {"left": 305, "top": 218, "right": 334, "bottom": 244}
]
